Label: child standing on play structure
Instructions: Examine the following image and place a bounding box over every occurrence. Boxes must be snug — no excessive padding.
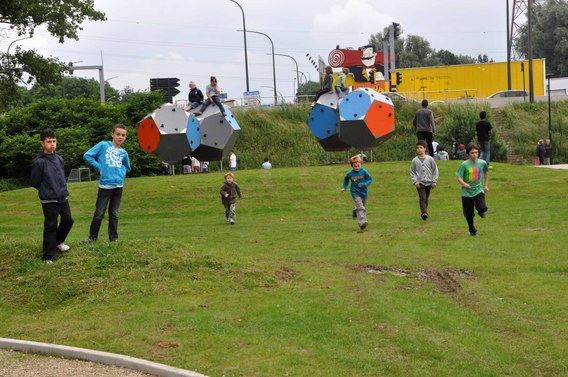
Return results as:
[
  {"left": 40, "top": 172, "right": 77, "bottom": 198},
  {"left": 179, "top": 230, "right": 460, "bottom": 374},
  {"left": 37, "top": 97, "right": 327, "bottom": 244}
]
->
[
  {"left": 81, "top": 124, "right": 131, "bottom": 243},
  {"left": 194, "top": 76, "right": 226, "bottom": 117},
  {"left": 340, "top": 155, "right": 373, "bottom": 230},
  {"left": 220, "top": 172, "right": 242, "bottom": 225}
]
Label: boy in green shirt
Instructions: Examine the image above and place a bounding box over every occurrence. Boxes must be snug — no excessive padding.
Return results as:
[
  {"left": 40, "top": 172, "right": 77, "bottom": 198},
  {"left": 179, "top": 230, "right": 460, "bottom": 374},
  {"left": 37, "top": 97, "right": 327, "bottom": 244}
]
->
[{"left": 456, "top": 143, "right": 489, "bottom": 237}]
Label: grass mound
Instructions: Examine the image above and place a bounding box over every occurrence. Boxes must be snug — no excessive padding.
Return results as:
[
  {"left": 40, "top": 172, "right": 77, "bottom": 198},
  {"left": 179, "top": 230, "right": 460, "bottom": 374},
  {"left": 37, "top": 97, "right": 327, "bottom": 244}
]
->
[{"left": 1, "top": 162, "right": 567, "bottom": 376}]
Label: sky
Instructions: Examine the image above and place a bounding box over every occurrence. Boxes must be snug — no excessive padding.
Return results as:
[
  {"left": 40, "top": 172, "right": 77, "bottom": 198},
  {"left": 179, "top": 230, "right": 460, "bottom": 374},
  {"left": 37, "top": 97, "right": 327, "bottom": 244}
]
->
[{"left": 1, "top": 0, "right": 517, "bottom": 103}]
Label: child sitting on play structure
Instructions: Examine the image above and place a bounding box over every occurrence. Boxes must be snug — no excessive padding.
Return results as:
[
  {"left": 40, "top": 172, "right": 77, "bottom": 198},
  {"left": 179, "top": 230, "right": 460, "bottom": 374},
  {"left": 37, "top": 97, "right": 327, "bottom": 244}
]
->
[{"left": 195, "top": 76, "right": 226, "bottom": 117}]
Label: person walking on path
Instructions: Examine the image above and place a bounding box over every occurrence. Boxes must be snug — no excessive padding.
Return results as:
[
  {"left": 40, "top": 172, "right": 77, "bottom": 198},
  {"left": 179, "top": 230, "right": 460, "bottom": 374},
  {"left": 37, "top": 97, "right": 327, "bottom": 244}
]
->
[
  {"left": 30, "top": 129, "right": 74, "bottom": 263},
  {"left": 410, "top": 140, "right": 439, "bottom": 221},
  {"left": 536, "top": 139, "right": 545, "bottom": 165},
  {"left": 475, "top": 111, "right": 493, "bottom": 166},
  {"left": 413, "top": 99, "right": 436, "bottom": 157},
  {"left": 544, "top": 139, "right": 553, "bottom": 165}
]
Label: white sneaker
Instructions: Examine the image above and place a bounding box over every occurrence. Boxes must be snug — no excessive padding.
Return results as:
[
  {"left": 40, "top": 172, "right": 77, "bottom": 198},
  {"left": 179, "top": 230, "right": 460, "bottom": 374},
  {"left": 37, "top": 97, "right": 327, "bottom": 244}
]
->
[{"left": 56, "top": 243, "right": 70, "bottom": 252}]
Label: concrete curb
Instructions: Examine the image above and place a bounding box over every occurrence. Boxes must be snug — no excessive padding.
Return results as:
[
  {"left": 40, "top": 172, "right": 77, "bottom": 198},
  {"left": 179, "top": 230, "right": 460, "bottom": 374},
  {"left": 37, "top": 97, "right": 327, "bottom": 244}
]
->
[{"left": 0, "top": 338, "right": 208, "bottom": 377}]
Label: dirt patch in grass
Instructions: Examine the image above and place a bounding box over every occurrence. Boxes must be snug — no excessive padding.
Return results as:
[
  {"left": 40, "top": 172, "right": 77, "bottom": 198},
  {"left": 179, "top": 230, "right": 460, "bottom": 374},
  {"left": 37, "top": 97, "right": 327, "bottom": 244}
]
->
[
  {"left": 350, "top": 265, "right": 473, "bottom": 294},
  {"left": 276, "top": 266, "right": 298, "bottom": 282},
  {"left": 153, "top": 341, "right": 180, "bottom": 349}
]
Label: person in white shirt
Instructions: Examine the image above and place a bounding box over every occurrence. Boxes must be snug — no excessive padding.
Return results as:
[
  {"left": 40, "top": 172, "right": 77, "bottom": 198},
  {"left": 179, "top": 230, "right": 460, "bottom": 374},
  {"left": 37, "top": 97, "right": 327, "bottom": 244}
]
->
[
  {"left": 229, "top": 150, "right": 237, "bottom": 171},
  {"left": 191, "top": 156, "right": 200, "bottom": 173},
  {"left": 262, "top": 158, "right": 272, "bottom": 169}
]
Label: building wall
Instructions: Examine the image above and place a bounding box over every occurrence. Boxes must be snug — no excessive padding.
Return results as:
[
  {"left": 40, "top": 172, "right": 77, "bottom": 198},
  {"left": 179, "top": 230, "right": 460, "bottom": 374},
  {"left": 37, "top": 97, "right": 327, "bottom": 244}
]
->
[{"left": 394, "top": 59, "right": 545, "bottom": 100}]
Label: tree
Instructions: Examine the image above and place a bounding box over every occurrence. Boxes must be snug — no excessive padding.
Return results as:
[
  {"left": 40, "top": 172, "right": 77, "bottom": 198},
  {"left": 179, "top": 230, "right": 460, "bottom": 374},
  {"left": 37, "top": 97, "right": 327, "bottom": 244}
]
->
[
  {"left": 515, "top": 0, "right": 568, "bottom": 76},
  {"left": 0, "top": 0, "right": 106, "bottom": 109},
  {"left": 22, "top": 77, "right": 120, "bottom": 103}
]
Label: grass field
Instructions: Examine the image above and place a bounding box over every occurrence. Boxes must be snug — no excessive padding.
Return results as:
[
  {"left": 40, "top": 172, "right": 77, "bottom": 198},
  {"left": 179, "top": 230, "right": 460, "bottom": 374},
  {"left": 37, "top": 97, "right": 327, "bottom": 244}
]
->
[{"left": 1, "top": 161, "right": 567, "bottom": 377}]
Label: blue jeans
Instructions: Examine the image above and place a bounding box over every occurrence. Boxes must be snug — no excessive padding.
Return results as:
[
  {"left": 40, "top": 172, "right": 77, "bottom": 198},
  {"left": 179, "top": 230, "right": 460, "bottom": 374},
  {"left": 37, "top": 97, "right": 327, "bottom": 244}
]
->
[
  {"left": 480, "top": 141, "right": 491, "bottom": 165},
  {"left": 199, "top": 95, "right": 225, "bottom": 115},
  {"left": 88, "top": 187, "right": 123, "bottom": 241},
  {"left": 41, "top": 201, "right": 74, "bottom": 260}
]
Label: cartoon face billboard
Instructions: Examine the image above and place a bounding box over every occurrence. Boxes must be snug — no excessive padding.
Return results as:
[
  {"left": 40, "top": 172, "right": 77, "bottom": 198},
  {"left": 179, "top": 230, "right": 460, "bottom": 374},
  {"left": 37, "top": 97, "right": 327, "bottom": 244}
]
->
[{"left": 328, "top": 45, "right": 391, "bottom": 91}]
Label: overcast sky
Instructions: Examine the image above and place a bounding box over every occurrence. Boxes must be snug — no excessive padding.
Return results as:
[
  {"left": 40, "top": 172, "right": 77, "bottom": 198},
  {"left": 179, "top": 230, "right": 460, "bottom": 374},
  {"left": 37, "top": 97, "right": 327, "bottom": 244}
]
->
[{"left": 2, "top": 0, "right": 516, "bottom": 102}]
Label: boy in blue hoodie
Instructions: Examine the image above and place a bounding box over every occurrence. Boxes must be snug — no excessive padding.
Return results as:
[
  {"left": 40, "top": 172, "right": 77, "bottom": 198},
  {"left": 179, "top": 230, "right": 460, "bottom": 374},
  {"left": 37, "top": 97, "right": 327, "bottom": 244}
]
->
[
  {"left": 340, "top": 155, "right": 373, "bottom": 230},
  {"left": 31, "top": 129, "right": 74, "bottom": 263},
  {"left": 82, "top": 124, "right": 131, "bottom": 243}
]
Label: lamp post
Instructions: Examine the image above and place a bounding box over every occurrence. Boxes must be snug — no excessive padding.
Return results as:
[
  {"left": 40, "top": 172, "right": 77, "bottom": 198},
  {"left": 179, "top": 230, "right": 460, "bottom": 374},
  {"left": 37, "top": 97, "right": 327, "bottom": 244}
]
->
[
  {"left": 547, "top": 73, "right": 553, "bottom": 164},
  {"left": 228, "top": 0, "right": 250, "bottom": 92},
  {"left": 268, "top": 53, "right": 299, "bottom": 98},
  {"left": 240, "top": 29, "right": 277, "bottom": 105},
  {"left": 7, "top": 35, "right": 32, "bottom": 55}
]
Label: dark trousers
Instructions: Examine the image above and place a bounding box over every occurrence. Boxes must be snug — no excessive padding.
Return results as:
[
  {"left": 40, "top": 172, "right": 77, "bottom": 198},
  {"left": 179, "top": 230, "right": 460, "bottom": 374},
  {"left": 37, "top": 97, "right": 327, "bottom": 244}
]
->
[
  {"left": 89, "top": 187, "right": 123, "bottom": 241},
  {"left": 462, "top": 193, "right": 488, "bottom": 233},
  {"left": 199, "top": 95, "right": 226, "bottom": 115},
  {"left": 416, "top": 184, "right": 432, "bottom": 214},
  {"left": 313, "top": 88, "right": 331, "bottom": 103},
  {"left": 41, "top": 201, "right": 74, "bottom": 260},
  {"left": 416, "top": 131, "right": 434, "bottom": 157}
]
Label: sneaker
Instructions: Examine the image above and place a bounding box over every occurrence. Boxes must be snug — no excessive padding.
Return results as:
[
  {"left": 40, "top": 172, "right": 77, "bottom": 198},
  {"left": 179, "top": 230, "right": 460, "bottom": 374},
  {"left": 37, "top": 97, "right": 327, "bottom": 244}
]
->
[
  {"left": 43, "top": 259, "right": 53, "bottom": 264},
  {"left": 230, "top": 219, "right": 235, "bottom": 225},
  {"left": 421, "top": 213, "right": 428, "bottom": 221},
  {"left": 80, "top": 238, "right": 95, "bottom": 244},
  {"left": 359, "top": 221, "right": 368, "bottom": 230},
  {"left": 488, "top": 166, "right": 493, "bottom": 169},
  {"left": 470, "top": 231, "right": 478, "bottom": 237},
  {"left": 56, "top": 243, "right": 70, "bottom": 252},
  {"left": 479, "top": 211, "right": 486, "bottom": 218},
  {"left": 221, "top": 113, "right": 227, "bottom": 117},
  {"left": 109, "top": 239, "right": 118, "bottom": 242},
  {"left": 194, "top": 111, "right": 202, "bottom": 116},
  {"left": 352, "top": 209, "right": 357, "bottom": 219}
]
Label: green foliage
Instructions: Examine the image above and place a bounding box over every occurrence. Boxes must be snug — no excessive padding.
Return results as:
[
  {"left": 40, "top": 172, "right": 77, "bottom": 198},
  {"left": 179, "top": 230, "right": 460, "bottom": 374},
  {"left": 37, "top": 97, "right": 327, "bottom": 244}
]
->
[
  {"left": 21, "top": 77, "right": 120, "bottom": 104},
  {"left": 499, "top": 100, "right": 568, "bottom": 164},
  {"left": 516, "top": 0, "right": 568, "bottom": 76},
  {"left": 0, "top": 0, "right": 106, "bottom": 108},
  {"left": 0, "top": 93, "right": 164, "bottom": 182},
  {"left": 1, "top": 163, "right": 567, "bottom": 376}
]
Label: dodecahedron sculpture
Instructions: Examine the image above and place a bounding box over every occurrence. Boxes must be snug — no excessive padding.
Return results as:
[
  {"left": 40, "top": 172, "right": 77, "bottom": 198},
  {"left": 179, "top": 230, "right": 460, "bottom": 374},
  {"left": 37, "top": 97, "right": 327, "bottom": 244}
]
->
[
  {"left": 337, "top": 88, "right": 396, "bottom": 149},
  {"left": 188, "top": 105, "right": 240, "bottom": 161},
  {"left": 307, "top": 102, "right": 349, "bottom": 152},
  {"left": 137, "top": 104, "right": 192, "bottom": 162}
]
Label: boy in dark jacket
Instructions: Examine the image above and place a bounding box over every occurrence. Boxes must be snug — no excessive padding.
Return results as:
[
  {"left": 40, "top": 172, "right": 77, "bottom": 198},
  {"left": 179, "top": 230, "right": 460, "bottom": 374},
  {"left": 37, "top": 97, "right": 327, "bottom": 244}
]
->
[
  {"left": 30, "top": 129, "right": 74, "bottom": 263},
  {"left": 220, "top": 172, "right": 242, "bottom": 224}
]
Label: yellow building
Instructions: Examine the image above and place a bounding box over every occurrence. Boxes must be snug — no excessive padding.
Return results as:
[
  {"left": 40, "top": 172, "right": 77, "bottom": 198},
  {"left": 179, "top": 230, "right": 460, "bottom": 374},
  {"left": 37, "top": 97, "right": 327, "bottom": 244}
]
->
[{"left": 393, "top": 59, "right": 545, "bottom": 100}]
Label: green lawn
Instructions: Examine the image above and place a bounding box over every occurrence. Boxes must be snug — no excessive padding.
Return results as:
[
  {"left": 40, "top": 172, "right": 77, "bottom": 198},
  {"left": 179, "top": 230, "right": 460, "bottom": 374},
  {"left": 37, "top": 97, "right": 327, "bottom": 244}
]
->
[{"left": 1, "top": 162, "right": 567, "bottom": 377}]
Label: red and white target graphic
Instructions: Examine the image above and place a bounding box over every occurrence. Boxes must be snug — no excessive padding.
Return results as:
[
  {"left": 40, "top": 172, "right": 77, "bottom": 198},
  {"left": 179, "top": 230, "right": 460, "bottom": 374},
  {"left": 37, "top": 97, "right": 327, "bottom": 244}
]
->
[{"left": 328, "top": 49, "right": 345, "bottom": 67}]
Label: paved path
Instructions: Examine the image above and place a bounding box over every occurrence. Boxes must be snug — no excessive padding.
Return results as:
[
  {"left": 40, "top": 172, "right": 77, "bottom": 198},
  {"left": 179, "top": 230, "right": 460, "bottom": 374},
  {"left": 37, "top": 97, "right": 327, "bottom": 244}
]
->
[{"left": 534, "top": 164, "right": 568, "bottom": 170}]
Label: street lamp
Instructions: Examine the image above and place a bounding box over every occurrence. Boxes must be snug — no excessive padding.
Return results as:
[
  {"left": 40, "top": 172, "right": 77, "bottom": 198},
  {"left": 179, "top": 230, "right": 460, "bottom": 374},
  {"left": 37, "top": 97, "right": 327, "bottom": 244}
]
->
[
  {"left": 239, "top": 29, "right": 277, "bottom": 105},
  {"left": 6, "top": 35, "right": 32, "bottom": 55},
  {"left": 267, "top": 53, "right": 299, "bottom": 98},
  {"left": 228, "top": 0, "right": 250, "bottom": 92},
  {"left": 260, "top": 85, "right": 284, "bottom": 105},
  {"left": 546, "top": 73, "right": 553, "bottom": 164}
]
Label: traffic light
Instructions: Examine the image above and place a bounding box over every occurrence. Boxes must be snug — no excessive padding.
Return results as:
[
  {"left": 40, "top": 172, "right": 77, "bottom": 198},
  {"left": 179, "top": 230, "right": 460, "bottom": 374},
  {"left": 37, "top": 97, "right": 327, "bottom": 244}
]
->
[
  {"left": 392, "top": 22, "right": 401, "bottom": 39},
  {"left": 150, "top": 77, "right": 181, "bottom": 103},
  {"left": 67, "top": 62, "right": 74, "bottom": 75},
  {"left": 396, "top": 72, "right": 403, "bottom": 86}
]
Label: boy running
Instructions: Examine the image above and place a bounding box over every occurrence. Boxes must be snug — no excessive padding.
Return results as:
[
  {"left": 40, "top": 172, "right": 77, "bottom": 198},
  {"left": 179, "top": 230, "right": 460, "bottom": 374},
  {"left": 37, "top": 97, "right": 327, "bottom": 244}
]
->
[
  {"left": 341, "top": 155, "right": 373, "bottom": 230},
  {"left": 456, "top": 143, "right": 489, "bottom": 237},
  {"left": 410, "top": 140, "right": 438, "bottom": 220}
]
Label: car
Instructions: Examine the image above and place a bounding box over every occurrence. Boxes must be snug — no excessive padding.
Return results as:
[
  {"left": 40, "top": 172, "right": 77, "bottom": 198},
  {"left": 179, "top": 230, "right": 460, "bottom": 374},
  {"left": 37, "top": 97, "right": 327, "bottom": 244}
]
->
[
  {"left": 487, "top": 90, "right": 528, "bottom": 99},
  {"left": 381, "top": 92, "right": 418, "bottom": 102}
]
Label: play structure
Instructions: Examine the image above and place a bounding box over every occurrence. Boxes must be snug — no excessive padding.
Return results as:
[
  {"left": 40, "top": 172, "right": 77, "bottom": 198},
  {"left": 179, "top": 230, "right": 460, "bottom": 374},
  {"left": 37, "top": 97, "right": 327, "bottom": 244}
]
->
[
  {"left": 138, "top": 102, "right": 240, "bottom": 162},
  {"left": 307, "top": 88, "right": 396, "bottom": 151}
]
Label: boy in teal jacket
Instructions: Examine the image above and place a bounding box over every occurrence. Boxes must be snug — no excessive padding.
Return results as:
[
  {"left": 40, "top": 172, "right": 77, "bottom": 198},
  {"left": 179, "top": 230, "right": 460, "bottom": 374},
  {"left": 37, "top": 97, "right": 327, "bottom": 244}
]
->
[
  {"left": 341, "top": 155, "right": 373, "bottom": 230},
  {"left": 82, "top": 124, "right": 131, "bottom": 243}
]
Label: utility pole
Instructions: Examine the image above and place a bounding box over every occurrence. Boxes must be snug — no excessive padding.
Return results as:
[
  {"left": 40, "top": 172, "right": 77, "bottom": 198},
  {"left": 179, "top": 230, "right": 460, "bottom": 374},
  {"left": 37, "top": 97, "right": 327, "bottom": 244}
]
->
[{"left": 527, "top": 0, "right": 534, "bottom": 102}]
